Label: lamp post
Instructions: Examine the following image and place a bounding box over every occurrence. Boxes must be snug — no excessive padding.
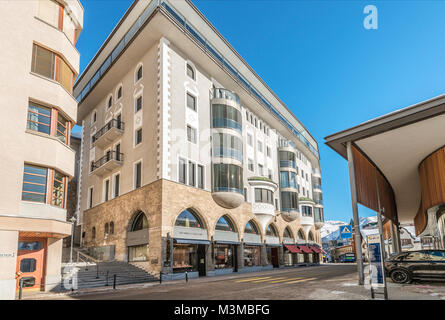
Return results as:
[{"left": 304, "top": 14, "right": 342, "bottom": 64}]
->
[{"left": 69, "top": 216, "right": 77, "bottom": 264}]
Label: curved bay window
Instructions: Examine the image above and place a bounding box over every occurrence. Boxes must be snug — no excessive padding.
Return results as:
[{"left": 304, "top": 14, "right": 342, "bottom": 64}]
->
[
  {"left": 212, "top": 104, "right": 242, "bottom": 133},
  {"left": 302, "top": 206, "right": 313, "bottom": 217},
  {"left": 279, "top": 151, "right": 296, "bottom": 169},
  {"left": 280, "top": 171, "right": 297, "bottom": 189},
  {"left": 314, "top": 207, "right": 324, "bottom": 223},
  {"left": 175, "top": 209, "right": 204, "bottom": 228},
  {"left": 254, "top": 188, "right": 273, "bottom": 204},
  {"left": 281, "top": 191, "right": 298, "bottom": 212},
  {"left": 21, "top": 164, "right": 67, "bottom": 208},
  {"left": 212, "top": 133, "right": 243, "bottom": 162},
  {"left": 212, "top": 163, "right": 243, "bottom": 194},
  {"left": 215, "top": 215, "right": 235, "bottom": 232}
]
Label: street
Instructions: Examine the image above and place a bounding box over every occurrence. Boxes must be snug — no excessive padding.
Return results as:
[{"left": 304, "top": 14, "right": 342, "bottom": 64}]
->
[{"left": 24, "top": 264, "right": 445, "bottom": 300}]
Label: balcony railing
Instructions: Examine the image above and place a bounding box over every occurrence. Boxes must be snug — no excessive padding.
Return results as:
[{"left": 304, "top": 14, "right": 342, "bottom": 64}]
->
[
  {"left": 92, "top": 151, "right": 124, "bottom": 172},
  {"left": 212, "top": 118, "right": 242, "bottom": 133},
  {"left": 278, "top": 139, "right": 296, "bottom": 149},
  {"left": 213, "top": 88, "right": 240, "bottom": 105},
  {"left": 92, "top": 119, "right": 125, "bottom": 144},
  {"left": 279, "top": 160, "right": 297, "bottom": 169},
  {"left": 313, "top": 184, "right": 322, "bottom": 190},
  {"left": 213, "top": 147, "right": 243, "bottom": 162}
]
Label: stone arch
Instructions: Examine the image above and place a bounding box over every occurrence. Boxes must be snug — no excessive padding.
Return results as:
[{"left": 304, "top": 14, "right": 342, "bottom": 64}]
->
[
  {"left": 296, "top": 227, "right": 306, "bottom": 241},
  {"left": 283, "top": 226, "right": 295, "bottom": 241},
  {"left": 173, "top": 207, "right": 208, "bottom": 230},
  {"left": 214, "top": 213, "right": 238, "bottom": 233},
  {"left": 243, "top": 218, "right": 263, "bottom": 238},
  {"left": 127, "top": 210, "right": 149, "bottom": 232},
  {"left": 265, "top": 223, "right": 279, "bottom": 238}
]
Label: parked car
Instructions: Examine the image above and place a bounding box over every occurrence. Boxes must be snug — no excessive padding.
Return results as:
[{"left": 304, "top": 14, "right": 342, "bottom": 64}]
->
[{"left": 385, "top": 250, "right": 445, "bottom": 283}]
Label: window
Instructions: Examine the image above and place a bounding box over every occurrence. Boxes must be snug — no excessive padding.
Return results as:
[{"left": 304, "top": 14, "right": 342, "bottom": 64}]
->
[
  {"left": 175, "top": 209, "right": 203, "bottom": 228},
  {"left": 92, "top": 111, "right": 97, "bottom": 124},
  {"left": 188, "top": 161, "right": 195, "bottom": 187},
  {"left": 266, "top": 146, "right": 271, "bottom": 158},
  {"left": 110, "top": 221, "right": 114, "bottom": 235},
  {"left": 88, "top": 187, "right": 93, "bottom": 209},
  {"left": 268, "top": 169, "right": 273, "bottom": 180},
  {"left": 92, "top": 227, "right": 96, "bottom": 239},
  {"left": 103, "top": 179, "right": 110, "bottom": 202},
  {"left": 266, "top": 224, "right": 278, "bottom": 237},
  {"left": 254, "top": 118, "right": 257, "bottom": 128},
  {"left": 135, "top": 96, "right": 142, "bottom": 113},
  {"left": 197, "top": 165, "right": 204, "bottom": 189},
  {"left": 56, "top": 113, "right": 68, "bottom": 143},
  {"left": 135, "top": 65, "right": 143, "bottom": 82},
  {"left": 275, "top": 199, "right": 279, "bottom": 211},
  {"left": 248, "top": 159, "right": 254, "bottom": 172},
  {"left": 244, "top": 220, "right": 259, "bottom": 234},
  {"left": 20, "top": 259, "right": 37, "bottom": 273},
  {"left": 117, "top": 86, "right": 122, "bottom": 100},
  {"left": 281, "top": 191, "right": 298, "bottom": 211},
  {"left": 135, "top": 128, "right": 142, "bottom": 145},
  {"left": 254, "top": 188, "right": 273, "bottom": 204},
  {"left": 212, "top": 104, "right": 241, "bottom": 132},
  {"left": 258, "top": 164, "right": 264, "bottom": 176},
  {"left": 186, "top": 64, "right": 195, "bottom": 80},
  {"left": 186, "top": 93, "right": 196, "bottom": 111},
  {"left": 215, "top": 215, "right": 235, "bottom": 232},
  {"left": 187, "top": 125, "right": 197, "bottom": 144},
  {"left": 178, "top": 158, "right": 187, "bottom": 184},
  {"left": 257, "top": 141, "right": 263, "bottom": 153},
  {"left": 31, "top": 44, "right": 75, "bottom": 93},
  {"left": 247, "top": 134, "right": 253, "bottom": 146},
  {"left": 212, "top": 163, "right": 243, "bottom": 193},
  {"left": 302, "top": 206, "right": 313, "bottom": 217},
  {"left": 18, "top": 241, "right": 42, "bottom": 251},
  {"left": 22, "top": 165, "right": 47, "bottom": 203},
  {"left": 113, "top": 174, "right": 120, "bottom": 198},
  {"left": 244, "top": 187, "right": 248, "bottom": 202},
  {"left": 107, "top": 96, "right": 112, "bottom": 109},
  {"left": 134, "top": 161, "right": 142, "bottom": 189},
  {"left": 130, "top": 211, "right": 148, "bottom": 231},
  {"left": 27, "top": 103, "right": 51, "bottom": 135},
  {"left": 52, "top": 170, "right": 66, "bottom": 207}
]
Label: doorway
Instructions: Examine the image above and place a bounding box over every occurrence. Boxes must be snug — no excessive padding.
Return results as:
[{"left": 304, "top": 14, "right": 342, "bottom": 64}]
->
[
  {"left": 16, "top": 239, "right": 46, "bottom": 291},
  {"left": 197, "top": 244, "right": 206, "bottom": 276},
  {"left": 271, "top": 247, "right": 279, "bottom": 268}
]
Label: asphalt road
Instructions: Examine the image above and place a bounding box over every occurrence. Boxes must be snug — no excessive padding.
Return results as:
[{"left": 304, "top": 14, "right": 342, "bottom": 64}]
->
[{"left": 61, "top": 264, "right": 361, "bottom": 300}]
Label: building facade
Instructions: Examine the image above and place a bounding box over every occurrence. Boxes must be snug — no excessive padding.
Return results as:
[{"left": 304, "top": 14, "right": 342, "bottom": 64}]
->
[
  {"left": 73, "top": 0, "right": 324, "bottom": 279},
  {"left": 0, "top": 0, "right": 83, "bottom": 299}
]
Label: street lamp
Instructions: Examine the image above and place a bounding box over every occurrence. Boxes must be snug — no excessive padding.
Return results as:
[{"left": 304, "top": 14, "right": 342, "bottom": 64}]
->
[{"left": 69, "top": 216, "right": 77, "bottom": 264}]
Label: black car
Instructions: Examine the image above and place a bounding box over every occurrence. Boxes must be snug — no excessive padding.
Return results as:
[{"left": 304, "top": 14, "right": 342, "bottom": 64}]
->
[{"left": 384, "top": 250, "right": 445, "bottom": 283}]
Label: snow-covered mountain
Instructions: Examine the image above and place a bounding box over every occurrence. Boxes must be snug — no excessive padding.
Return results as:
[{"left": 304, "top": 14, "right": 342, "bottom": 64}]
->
[
  {"left": 321, "top": 220, "right": 348, "bottom": 238},
  {"left": 360, "top": 216, "right": 377, "bottom": 229}
]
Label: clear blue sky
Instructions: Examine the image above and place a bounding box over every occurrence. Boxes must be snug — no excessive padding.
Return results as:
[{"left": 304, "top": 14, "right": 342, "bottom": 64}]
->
[{"left": 74, "top": 0, "right": 445, "bottom": 223}]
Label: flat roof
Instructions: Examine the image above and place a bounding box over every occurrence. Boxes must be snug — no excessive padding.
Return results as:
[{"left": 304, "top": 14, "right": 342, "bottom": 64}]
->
[{"left": 73, "top": 0, "right": 319, "bottom": 158}]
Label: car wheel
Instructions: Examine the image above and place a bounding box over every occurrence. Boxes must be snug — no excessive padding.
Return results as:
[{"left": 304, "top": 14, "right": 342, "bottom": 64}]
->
[{"left": 390, "top": 269, "right": 412, "bottom": 284}]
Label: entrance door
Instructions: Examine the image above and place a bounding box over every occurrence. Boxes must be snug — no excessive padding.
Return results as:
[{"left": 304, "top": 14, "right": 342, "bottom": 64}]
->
[
  {"left": 271, "top": 248, "right": 279, "bottom": 268},
  {"left": 197, "top": 244, "right": 206, "bottom": 276},
  {"left": 16, "top": 239, "right": 46, "bottom": 291},
  {"left": 233, "top": 245, "right": 238, "bottom": 272}
]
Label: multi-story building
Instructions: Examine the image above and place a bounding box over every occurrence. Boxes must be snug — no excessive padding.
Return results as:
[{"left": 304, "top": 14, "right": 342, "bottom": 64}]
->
[
  {"left": 73, "top": 0, "right": 324, "bottom": 279},
  {"left": 0, "top": 0, "right": 83, "bottom": 299}
]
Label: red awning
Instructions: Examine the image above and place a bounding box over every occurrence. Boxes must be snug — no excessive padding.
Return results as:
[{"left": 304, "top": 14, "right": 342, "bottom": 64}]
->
[
  {"left": 309, "top": 246, "right": 322, "bottom": 253},
  {"left": 298, "top": 245, "right": 314, "bottom": 254},
  {"left": 284, "top": 244, "right": 302, "bottom": 254}
]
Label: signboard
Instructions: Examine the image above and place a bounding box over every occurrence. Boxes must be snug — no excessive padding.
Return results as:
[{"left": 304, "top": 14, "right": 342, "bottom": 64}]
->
[
  {"left": 340, "top": 225, "right": 352, "bottom": 239},
  {"left": 367, "top": 234, "right": 384, "bottom": 286}
]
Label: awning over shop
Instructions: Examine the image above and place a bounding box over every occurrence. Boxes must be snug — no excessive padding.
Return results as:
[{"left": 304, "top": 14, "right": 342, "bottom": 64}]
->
[
  {"left": 298, "top": 245, "right": 314, "bottom": 254},
  {"left": 309, "top": 246, "right": 323, "bottom": 253},
  {"left": 284, "top": 244, "right": 302, "bottom": 254},
  {"left": 174, "top": 238, "right": 211, "bottom": 245},
  {"left": 214, "top": 240, "right": 240, "bottom": 245}
]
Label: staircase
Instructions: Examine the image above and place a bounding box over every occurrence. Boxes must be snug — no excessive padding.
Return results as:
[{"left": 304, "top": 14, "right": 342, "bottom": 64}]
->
[{"left": 61, "top": 260, "right": 159, "bottom": 290}]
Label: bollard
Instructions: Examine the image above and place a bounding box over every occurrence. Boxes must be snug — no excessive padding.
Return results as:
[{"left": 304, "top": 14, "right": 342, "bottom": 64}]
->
[
  {"left": 185, "top": 271, "right": 188, "bottom": 283},
  {"left": 96, "top": 264, "right": 99, "bottom": 279},
  {"left": 18, "top": 278, "right": 24, "bottom": 300},
  {"left": 106, "top": 270, "right": 109, "bottom": 286},
  {"left": 159, "top": 272, "right": 162, "bottom": 284},
  {"left": 113, "top": 274, "right": 116, "bottom": 289}
]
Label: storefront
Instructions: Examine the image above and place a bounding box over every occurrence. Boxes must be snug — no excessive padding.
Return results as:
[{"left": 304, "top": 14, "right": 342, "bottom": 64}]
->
[
  {"left": 265, "top": 224, "right": 281, "bottom": 268},
  {"left": 282, "top": 227, "right": 296, "bottom": 266},
  {"left": 242, "top": 220, "right": 263, "bottom": 270},
  {"left": 213, "top": 215, "right": 239, "bottom": 274},
  {"left": 172, "top": 209, "right": 209, "bottom": 277},
  {"left": 283, "top": 244, "right": 302, "bottom": 266},
  {"left": 298, "top": 244, "right": 314, "bottom": 263},
  {"left": 127, "top": 211, "right": 149, "bottom": 262}
]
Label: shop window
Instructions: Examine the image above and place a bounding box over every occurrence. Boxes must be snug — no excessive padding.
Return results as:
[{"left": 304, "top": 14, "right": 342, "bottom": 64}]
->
[
  {"left": 20, "top": 258, "right": 36, "bottom": 273},
  {"left": 129, "top": 244, "right": 148, "bottom": 262},
  {"left": 244, "top": 245, "right": 261, "bottom": 267},
  {"left": 173, "top": 244, "right": 198, "bottom": 273},
  {"left": 214, "top": 244, "right": 233, "bottom": 269},
  {"left": 244, "top": 220, "right": 259, "bottom": 235},
  {"left": 266, "top": 224, "right": 278, "bottom": 237},
  {"left": 175, "top": 208, "right": 204, "bottom": 229}
]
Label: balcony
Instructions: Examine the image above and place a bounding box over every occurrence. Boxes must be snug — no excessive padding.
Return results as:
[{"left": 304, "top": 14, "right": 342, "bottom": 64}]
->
[
  {"left": 91, "top": 151, "right": 123, "bottom": 176},
  {"left": 213, "top": 88, "right": 240, "bottom": 105},
  {"left": 92, "top": 119, "right": 124, "bottom": 148},
  {"left": 279, "top": 160, "right": 296, "bottom": 169}
]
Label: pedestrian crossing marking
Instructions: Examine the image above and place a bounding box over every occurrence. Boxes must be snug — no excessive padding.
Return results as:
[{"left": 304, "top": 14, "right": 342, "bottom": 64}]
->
[
  {"left": 234, "top": 276, "right": 272, "bottom": 283},
  {"left": 250, "top": 277, "right": 286, "bottom": 283},
  {"left": 268, "top": 277, "right": 303, "bottom": 283},
  {"left": 284, "top": 277, "right": 317, "bottom": 284}
]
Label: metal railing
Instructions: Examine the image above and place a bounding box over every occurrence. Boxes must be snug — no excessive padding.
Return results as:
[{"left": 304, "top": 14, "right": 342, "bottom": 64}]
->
[
  {"left": 279, "top": 160, "right": 297, "bottom": 169},
  {"left": 212, "top": 118, "right": 242, "bottom": 133},
  {"left": 92, "top": 151, "right": 124, "bottom": 171},
  {"left": 92, "top": 119, "right": 125, "bottom": 143},
  {"left": 213, "top": 88, "right": 240, "bottom": 105}
]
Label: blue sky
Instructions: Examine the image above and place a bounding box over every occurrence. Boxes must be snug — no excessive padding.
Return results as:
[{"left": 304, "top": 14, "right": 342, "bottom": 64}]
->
[{"left": 74, "top": 0, "right": 445, "bottom": 223}]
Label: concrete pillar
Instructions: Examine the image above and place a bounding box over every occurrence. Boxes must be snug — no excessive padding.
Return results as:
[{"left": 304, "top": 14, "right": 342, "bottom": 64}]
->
[
  {"left": 261, "top": 245, "right": 267, "bottom": 266},
  {"left": 45, "top": 237, "right": 64, "bottom": 292},
  {"left": 0, "top": 230, "right": 18, "bottom": 300},
  {"left": 278, "top": 246, "right": 284, "bottom": 267},
  {"left": 237, "top": 243, "right": 243, "bottom": 270},
  {"left": 206, "top": 243, "right": 214, "bottom": 273}
]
